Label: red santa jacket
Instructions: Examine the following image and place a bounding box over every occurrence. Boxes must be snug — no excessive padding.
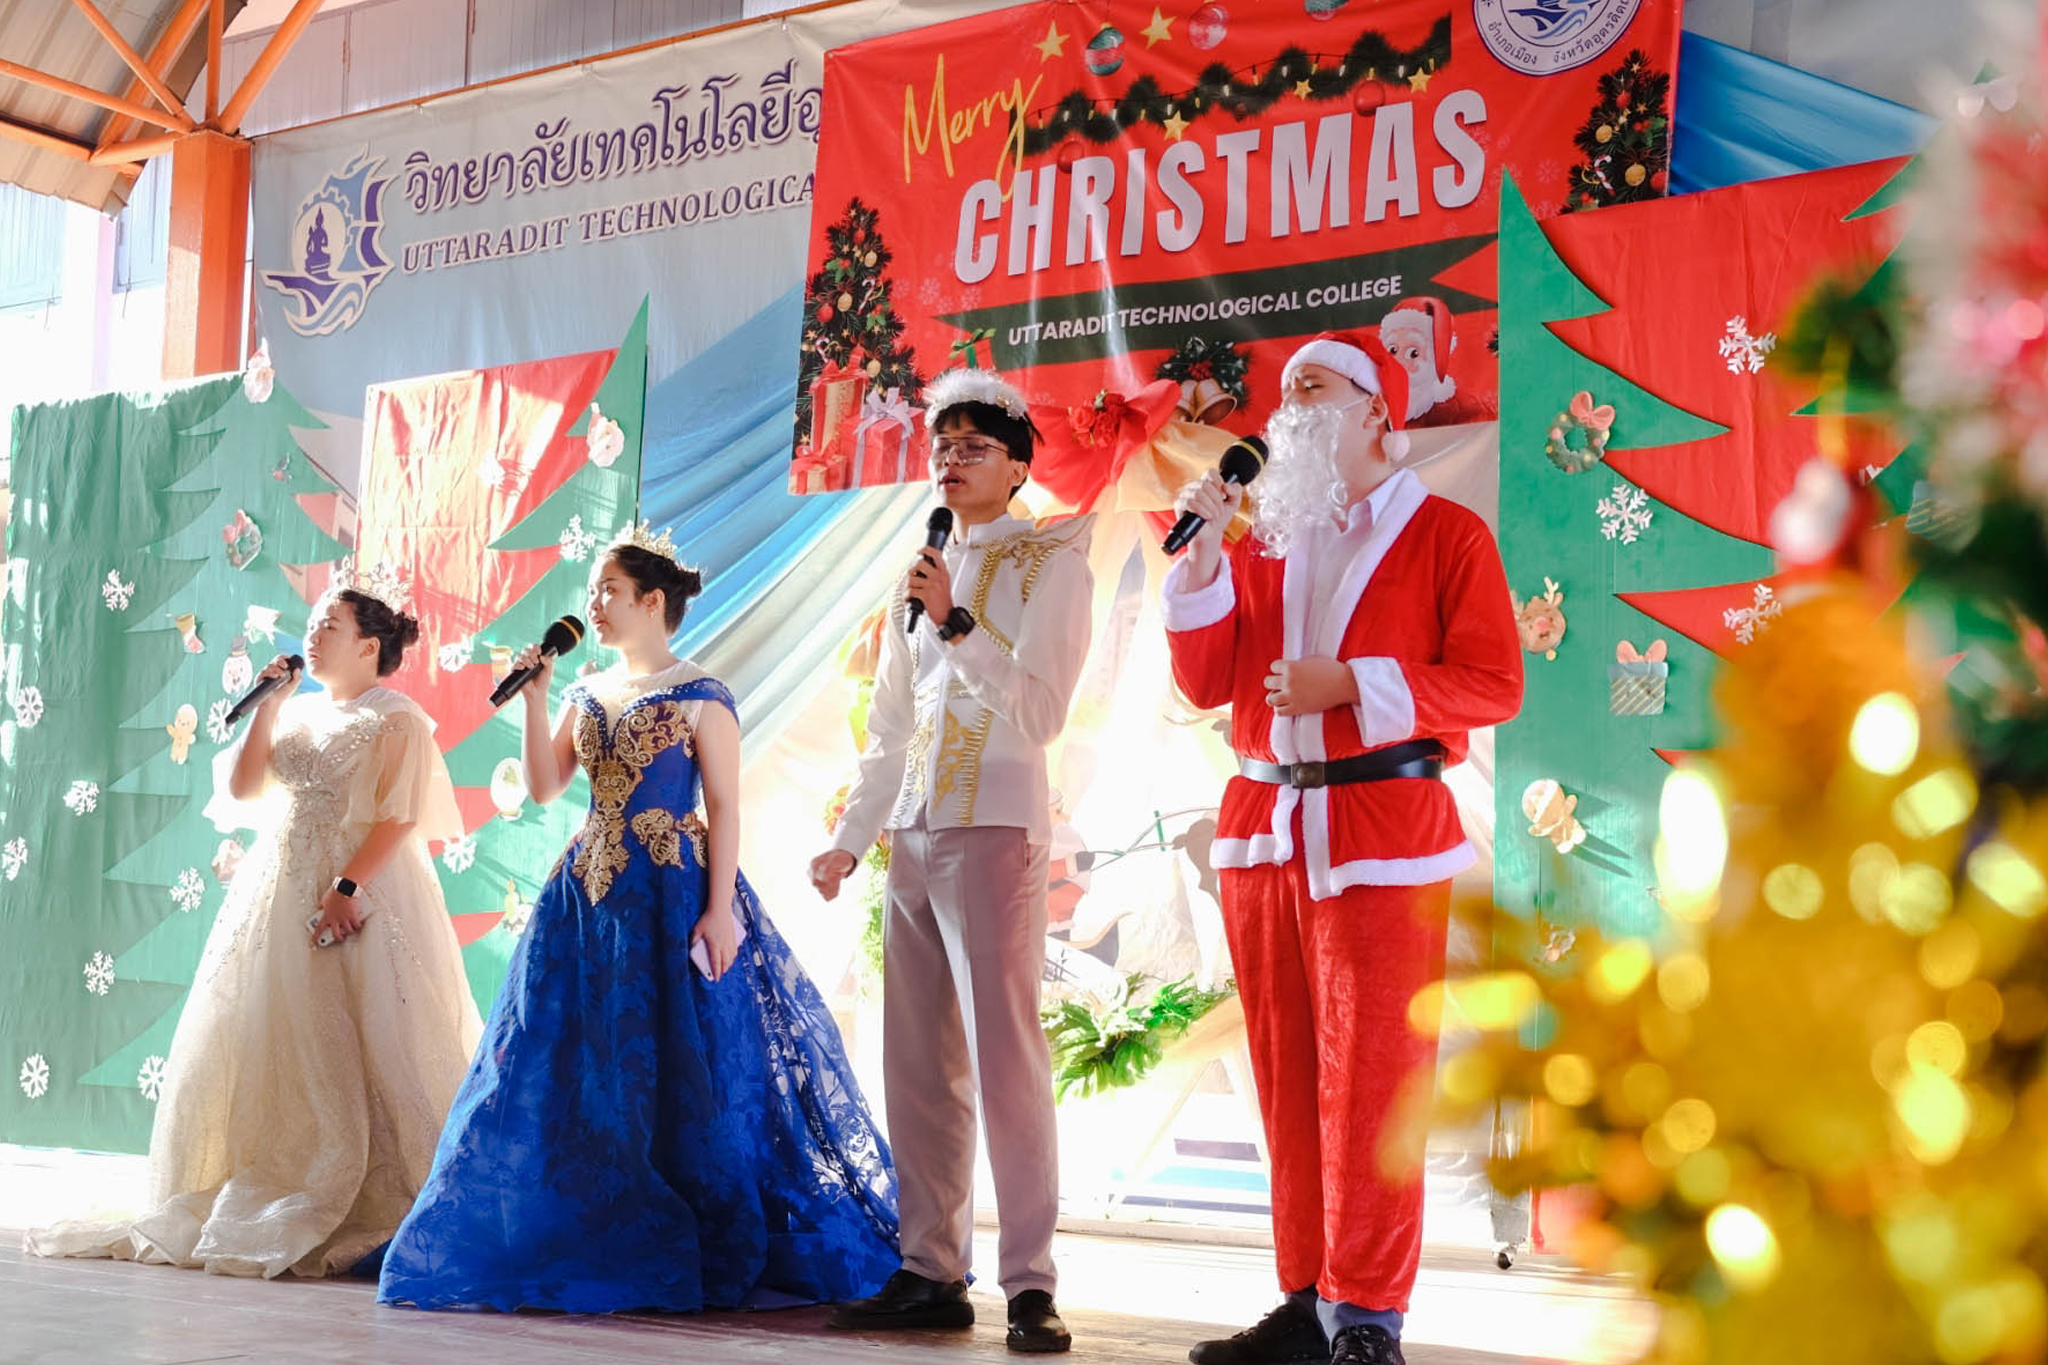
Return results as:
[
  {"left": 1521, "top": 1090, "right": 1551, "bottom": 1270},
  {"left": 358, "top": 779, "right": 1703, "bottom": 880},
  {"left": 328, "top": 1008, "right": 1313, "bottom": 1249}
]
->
[{"left": 1162, "top": 469, "right": 1522, "bottom": 898}]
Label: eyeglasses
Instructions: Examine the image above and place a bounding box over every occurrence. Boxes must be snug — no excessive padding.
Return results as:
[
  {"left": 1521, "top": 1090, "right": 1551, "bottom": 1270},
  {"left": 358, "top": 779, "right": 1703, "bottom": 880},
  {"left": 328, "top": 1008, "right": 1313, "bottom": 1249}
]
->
[{"left": 930, "top": 436, "right": 1009, "bottom": 468}]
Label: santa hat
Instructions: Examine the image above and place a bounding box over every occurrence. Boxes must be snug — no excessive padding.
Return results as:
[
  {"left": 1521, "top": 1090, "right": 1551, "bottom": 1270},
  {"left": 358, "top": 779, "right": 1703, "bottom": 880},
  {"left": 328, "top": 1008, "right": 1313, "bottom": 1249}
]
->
[
  {"left": 1280, "top": 330, "right": 1413, "bottom": 460},
  {"left": 1378, "top": 297, "right": 1459, "bottom": 409}
]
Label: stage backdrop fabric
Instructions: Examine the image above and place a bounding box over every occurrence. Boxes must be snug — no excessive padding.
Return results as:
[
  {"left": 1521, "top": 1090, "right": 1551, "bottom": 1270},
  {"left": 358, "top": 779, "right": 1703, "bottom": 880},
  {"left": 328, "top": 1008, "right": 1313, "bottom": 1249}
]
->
[{"left": 790, "top": 0, "right": 1685, "bottom": 489}]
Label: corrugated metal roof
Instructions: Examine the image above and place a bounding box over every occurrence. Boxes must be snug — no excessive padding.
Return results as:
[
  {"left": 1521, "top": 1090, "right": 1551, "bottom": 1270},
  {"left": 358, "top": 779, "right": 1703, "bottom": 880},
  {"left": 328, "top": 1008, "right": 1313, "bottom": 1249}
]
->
[{"left": 0, "top": 0, "right": 244, "bottom": 214}]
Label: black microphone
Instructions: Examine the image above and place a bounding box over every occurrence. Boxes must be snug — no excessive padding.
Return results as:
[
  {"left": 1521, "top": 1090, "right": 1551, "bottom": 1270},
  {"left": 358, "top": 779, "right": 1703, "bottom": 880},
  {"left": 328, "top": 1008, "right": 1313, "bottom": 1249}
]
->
[
  {"left": 489, "top": 616, "right": 586, "bottom": 707},
  {"left": 1163, "top": 435, "right": 1269, "bottom": 554},
  {"left": 225, "top": 655, "right": 305, "bottom": 726},
  {"left": 905, "top": 507, "right": 956, "bottom": 634}
]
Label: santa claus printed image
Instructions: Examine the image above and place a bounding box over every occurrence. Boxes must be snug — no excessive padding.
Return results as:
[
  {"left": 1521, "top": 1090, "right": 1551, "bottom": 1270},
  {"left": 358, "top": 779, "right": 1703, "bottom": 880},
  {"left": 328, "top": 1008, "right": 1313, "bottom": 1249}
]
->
[{"left": 1376, "top": 296, "right": 1498, "bottom": 428}]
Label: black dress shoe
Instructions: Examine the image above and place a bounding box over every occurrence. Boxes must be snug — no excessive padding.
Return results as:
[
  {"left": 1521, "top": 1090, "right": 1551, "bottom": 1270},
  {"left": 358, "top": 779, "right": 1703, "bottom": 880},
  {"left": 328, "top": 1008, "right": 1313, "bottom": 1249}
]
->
[
  {"left": 1006, "top": 1289, "right": 1072, "bottom": 1354},
  {"left": 1330, "top": 1325, "right": 1405, "bottom": 1365},
  {"left": 1189, "top": 1297, "right": 1329, "bottom": 1364},
  {"left": 825, "top": 1269, "right": 974, "bottom": 1330}
]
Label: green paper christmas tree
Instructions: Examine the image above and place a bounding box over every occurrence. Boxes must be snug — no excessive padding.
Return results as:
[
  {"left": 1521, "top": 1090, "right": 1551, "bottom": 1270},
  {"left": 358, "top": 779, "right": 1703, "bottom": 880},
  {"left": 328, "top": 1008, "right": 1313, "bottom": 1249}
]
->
[
  {"left": 0, "top": 372, "right": 342, "bottom": 1152},
  {"left": 1493, "top": 174, "right": 1766, "bottom": 941}
]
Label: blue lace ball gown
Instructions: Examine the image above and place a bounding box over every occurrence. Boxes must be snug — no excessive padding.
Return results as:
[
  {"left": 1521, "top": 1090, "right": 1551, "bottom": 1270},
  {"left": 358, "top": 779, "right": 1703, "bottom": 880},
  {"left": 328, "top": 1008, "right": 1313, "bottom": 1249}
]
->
[{"left": 378, "top": 665, "right": 899, "bottom": 1312}]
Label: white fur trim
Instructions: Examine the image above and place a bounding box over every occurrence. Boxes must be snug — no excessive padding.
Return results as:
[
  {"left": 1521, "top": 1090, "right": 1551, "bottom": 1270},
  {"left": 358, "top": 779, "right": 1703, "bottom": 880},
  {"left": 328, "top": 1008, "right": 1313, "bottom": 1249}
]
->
[
  {"left": 1282, "top": 338, "right": 1381, "bottom": 395},
  {"left": 923, "top": 368, "right": 1029, "bottom": 426},
  {"left": 1381, "top": 430, "right": 1411, "bottom": 460},
  {"left": 1161, "top": 554, "right": 1237, "bottom": 632},
  {"left": 1348, "top": 657, "right": 1416, "bottom": 746},
  {"left": 1319, "top": 842, "right": 1476, "bottom": 894}
]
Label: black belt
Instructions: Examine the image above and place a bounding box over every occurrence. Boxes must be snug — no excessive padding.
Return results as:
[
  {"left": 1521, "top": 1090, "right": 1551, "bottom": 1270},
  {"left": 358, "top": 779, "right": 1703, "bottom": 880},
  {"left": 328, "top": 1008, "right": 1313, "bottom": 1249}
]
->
[{"left": 1238, "top": 739, "right": 1443, "bottom": 789}]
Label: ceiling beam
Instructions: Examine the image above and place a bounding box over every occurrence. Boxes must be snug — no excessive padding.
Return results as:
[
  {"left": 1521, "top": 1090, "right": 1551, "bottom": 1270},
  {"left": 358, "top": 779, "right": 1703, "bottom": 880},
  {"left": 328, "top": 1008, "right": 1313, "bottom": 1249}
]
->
[
  {"left": 206, "top": 0, "right": 221, "bottom": 121},
  {"left": 0, "top": 55, "right": 190, "bottom": 131},
  {"left": 218, "top": 0, "right": 323, "bottom": 135},
  {"left": 0, "top": 113, "right": 94, "bottom": 161},
  {"left": 65, "top": 0, "right": 196, "bottom": 132},
  {"left": 95, "top": 0, "right": 211, "bottom": 151},
  {"left": 90, "top": 130, "right": 184, "bottom": 165}
]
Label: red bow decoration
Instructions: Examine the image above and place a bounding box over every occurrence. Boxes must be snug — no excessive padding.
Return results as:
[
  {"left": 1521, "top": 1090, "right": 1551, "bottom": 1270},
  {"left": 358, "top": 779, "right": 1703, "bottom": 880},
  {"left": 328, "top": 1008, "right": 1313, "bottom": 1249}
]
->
[{"left": 1569, "top": 391, "right": 1616, "bottom": 436}]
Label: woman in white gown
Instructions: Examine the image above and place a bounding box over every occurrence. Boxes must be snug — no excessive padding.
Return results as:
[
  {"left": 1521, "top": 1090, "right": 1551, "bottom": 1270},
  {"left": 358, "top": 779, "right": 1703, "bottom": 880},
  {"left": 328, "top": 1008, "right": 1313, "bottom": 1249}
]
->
[{"left": 26, "top": 581, "right": 483, "bottom": 1278}]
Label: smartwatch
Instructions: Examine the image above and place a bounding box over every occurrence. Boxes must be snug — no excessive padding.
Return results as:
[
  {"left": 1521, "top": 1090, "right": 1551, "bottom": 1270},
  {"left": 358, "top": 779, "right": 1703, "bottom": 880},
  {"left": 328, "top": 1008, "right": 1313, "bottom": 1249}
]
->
[{"left": 332, "top": 876, "right": 359, "bottom": 898}]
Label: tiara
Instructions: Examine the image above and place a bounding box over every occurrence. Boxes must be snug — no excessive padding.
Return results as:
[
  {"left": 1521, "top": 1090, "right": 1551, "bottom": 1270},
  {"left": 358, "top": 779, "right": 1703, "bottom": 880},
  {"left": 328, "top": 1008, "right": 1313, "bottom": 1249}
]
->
[
  {"left": 610, "top": 520, "right": 684, "bottom": 568},
  {"left": 324, "top": 557, "right": 414, "bottom": 616},
  {"left": 922, "top": 367, "right": 1030, "bottom": 428}
]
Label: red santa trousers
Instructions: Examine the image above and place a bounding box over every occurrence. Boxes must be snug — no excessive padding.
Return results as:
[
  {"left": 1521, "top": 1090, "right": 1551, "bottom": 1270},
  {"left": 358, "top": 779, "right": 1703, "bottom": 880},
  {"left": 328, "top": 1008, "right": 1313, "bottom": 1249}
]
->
[{"left": 1219, "top": 847, "right": 1451, "bottom": 1312}]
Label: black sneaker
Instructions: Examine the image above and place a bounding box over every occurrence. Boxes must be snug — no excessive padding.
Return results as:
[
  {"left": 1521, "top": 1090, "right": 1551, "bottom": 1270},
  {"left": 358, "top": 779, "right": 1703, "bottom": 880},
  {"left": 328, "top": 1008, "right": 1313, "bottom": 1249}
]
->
[
  {"left": 1330, "top": 1325, "right": 1405, "bottom": 1365},
  {"left": 1007, "top": 1289, "right": 1073, "bottom": 1354},
  {"left": 825, "top": 1269, "right": 975, "bottom": 1330},
  {"left": 1189, "top": 1298, "right": 1329, "bottom": 1364}
]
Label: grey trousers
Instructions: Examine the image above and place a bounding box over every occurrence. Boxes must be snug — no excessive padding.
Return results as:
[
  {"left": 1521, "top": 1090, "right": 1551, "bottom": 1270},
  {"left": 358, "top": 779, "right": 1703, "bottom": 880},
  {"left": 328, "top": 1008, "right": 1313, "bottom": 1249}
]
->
[{"left": 883, "top": 820, "right": 1059, "bottom": 1299}]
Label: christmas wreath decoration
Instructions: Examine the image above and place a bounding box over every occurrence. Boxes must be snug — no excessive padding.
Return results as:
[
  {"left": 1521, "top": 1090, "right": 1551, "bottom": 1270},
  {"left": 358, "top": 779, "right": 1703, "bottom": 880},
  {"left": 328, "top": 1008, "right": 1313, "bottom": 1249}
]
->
[{"left": 1544, "top": 391, "right": 1615, "bottom": 474}]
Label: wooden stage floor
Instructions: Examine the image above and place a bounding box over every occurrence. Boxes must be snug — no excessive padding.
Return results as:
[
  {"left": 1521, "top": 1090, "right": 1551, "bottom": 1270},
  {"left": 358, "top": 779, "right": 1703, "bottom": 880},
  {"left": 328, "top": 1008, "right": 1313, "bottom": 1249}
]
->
[{"left": 2, "top": 1151, "right": 1653, "bottom": 1365}]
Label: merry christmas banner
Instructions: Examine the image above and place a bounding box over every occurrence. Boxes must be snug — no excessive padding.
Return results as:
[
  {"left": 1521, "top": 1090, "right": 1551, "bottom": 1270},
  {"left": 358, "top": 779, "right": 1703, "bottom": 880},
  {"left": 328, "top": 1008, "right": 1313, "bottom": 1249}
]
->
[{"left": 791, "top": 0, "right": 1685, "bottom": 489}]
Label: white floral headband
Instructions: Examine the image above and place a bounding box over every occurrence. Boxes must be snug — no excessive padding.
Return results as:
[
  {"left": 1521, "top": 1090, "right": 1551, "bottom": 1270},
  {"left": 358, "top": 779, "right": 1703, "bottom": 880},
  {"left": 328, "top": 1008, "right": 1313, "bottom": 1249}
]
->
[{"left": 922, "top": 367, "right": 1030, "bottom": 429}]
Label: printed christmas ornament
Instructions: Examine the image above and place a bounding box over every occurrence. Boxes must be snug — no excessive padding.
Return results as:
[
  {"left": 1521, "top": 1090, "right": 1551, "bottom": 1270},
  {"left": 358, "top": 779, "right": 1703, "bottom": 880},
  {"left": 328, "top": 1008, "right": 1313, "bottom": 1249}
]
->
[
  {"left": 1056, "top": 138, "right": 1087, "bottom": 172},
  {"left": 1304, "top": 0, "right": 1348, "bottom": 20},
  {"left": 490, "top": 757, "right": 527, "bottom": 821},
  {"left": 1085, "top": 26, "right": 1125, "bottom": 76},
  {"left": 1351, "top": 81, "right": 1386, "bottom": 117},
  {"left": 1544, "top": 390, "right": 1614, "bottom": 473},
  {"left": 221, "top": 637, "right": 253, "bottom": 696},
  {"left": 1521, "top": 778, "right": 1587, "bottom": 854},
  {"left": 222, "top": 509, "right": 262, "bottom": 570},
  {"left": 1513, "top": 578, "right": 1567, "bottom": 660},
  {"left": 1188, "top": 3, "right": 1228, "bottom": 49}
]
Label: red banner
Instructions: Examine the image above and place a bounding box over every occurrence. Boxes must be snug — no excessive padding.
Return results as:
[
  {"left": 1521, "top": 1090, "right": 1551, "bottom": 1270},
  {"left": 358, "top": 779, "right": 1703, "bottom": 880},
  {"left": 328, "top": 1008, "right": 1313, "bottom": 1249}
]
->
[{"left": 793, "top": 0, "right": 1685, "bottom": 490}]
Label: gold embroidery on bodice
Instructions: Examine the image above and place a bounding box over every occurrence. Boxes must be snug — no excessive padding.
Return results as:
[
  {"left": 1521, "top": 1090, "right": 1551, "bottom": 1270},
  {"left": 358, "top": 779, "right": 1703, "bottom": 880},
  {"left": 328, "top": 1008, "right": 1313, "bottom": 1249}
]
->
[{"left": 568, "top": 697, "right": 698, "bottom": 903}]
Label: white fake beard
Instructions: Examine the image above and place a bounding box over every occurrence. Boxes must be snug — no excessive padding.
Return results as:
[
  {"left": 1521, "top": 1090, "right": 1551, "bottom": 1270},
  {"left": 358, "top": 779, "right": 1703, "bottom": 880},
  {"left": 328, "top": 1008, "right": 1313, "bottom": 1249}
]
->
[{"left": 1249, "top": 401, "right": 1350, "bottom": 559}]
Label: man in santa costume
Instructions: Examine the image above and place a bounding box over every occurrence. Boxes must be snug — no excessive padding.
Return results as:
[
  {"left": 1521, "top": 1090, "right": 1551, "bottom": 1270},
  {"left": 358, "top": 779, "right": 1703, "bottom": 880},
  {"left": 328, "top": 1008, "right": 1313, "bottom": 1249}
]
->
[
  {"left": 1162, "top": 330, "right": 1522, "bottom": 1365},
  {"left": 1377, "top": 296, "right": 1497, "bottom": 426}
]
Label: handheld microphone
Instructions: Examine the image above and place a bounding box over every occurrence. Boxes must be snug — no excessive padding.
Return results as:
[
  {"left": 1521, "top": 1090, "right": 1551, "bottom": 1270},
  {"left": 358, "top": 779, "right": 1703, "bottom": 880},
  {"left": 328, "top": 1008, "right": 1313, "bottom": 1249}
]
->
[
  {"left": 905, "top": 507, "right": 956, "bottom": 634},
  {"left": 1163, "top": 435, "right": 1268, "bottom": 554},
  {"left": 224, "top": 655, "right": 305, "bottom": 726},
  {"left": 488, "top": 616, "right": 586, "bottom": 707}
]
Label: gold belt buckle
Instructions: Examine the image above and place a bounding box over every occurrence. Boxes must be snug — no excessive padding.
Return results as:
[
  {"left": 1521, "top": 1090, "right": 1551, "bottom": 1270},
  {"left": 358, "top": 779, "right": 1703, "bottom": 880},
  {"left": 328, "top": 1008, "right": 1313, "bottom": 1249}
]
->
[{"left": 1289, "top": 761, "right": 1326, "bottom": 789}]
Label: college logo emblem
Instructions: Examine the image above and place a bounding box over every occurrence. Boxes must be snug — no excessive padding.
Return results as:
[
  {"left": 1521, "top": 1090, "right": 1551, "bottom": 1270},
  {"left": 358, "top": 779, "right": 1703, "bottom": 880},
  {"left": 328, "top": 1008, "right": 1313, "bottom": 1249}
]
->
[
  {"left": 1472, "top": 0, "right": 1643, "bottom": 75},
  {"left": 259, "top": 150, "right": 394, "bottom": 337}
]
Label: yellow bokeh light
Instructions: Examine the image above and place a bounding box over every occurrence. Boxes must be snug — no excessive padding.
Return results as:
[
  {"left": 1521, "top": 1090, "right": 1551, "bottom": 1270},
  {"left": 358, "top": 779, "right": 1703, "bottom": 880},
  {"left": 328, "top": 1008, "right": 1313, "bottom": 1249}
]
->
[
  {"left": 1934, "top": 1273, "right": 2047, "bottom": 1365},
  {"left": 1657, "top": 953, "right": 1711, "bottom": 1012},
  {"left": 1848, "top": 842, "right": 1901, "bottom": 922},
  {"left": 1589, "top": 940, "right": 1655, "bottom": 1004},
  {"left": 1619, "top": 1060, "right": 1673, "bottom": 1121},
  {"left": 1883, "top": 862, "right": 1954, "bottom": 934},
  {"left": 1907, "top": 1020, "right": 1969, "bottom": 1078},
  {"left": 1408, "top": 972, "right": 1540, "bottom": 1034},
  {"left": 1662, "top": 1097, "right": 1718, "bottom": 1154},
  {"left": 1919, "top": 921, "right": 1982, "bottom": 991},
  {"left": 1948, "top": 980, "right": 2005, "bottom": 1042},
  {"left": 1883, "top": 1203, "right": 1958, "bottom": 1284},
  {"left": 1673, "top": 1147, "right": 1732, "bottom": 1206},
  {"left": 1849, "top": 690, "right": 1920, "bottom": 775},
  {"left": 1761, "top": 862, "right": 1824, "bottom": 919},
  {"left": 1895, "top": 1069, "right": 1971, "bottom": 1164},
  {"left": 1704, "top": 1204, "right": 1781, "bottom": 1291},
  {"left": 1893, "top": 766, "right": 1978, "bottom": 840},
  {"left": 1439, "top": 1049, "right": 1498, "bottom": 1105},
  {"left": 1542, "top": 1053, "right": 1598, "bottom": 1107},
  {"left": 1967, "top": 841, "right": 2048, "bottom": 919},
  {"left": 1656, "top": 769, "right": 1728, "bottom": 903}
]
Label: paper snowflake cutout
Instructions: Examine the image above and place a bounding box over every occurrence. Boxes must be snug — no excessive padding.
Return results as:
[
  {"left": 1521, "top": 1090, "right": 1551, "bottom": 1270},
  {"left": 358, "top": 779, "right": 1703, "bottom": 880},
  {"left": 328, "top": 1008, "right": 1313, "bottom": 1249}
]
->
[
  {"left": 559, "top": 514, "right": 598, "bottom": 563},
  {"left": 10, "top": 686, "right": 44, "bottom": 728},
  {"left": 244, "top": 604, "right": 280, "bottom": 643},
  {"left": 1596, "top": 483, "right": 1654, "bottom": 544},
  {"left": 1724, "top": 582, "right": 1785, "bottom": 644},
  {"left": 437, "top": 638, "right": 475, "bottom": 672},
  {"left": 138, "top": 1054, "right": 167, "bottom": 1102},
  {"left": 83, "top": 951, "right": 115, "bottom": 996},
  {"left": 585, "top": 405, "right": 625, "bottom": 469},
  {"left": 1718, "top": 315, "right": 1777, "bottom": 375},
  {"left": 19, "top": 1053, "right": 49, "bottom": 1100},
  {"left": 171, "top": 867, "right": 205, "bottom": 913},
  {"left": 2, "top": 837, "right": 25, "bottom": 881},
  {"left": 63, "top": 781, "right": 99, "bottom": 816},
  {"left": 101, "top": 571, "right": 135, "bottom": 611},
  {"left": 441, "top": 833, "right": 478, "bottom": 875},
  {"left": 207, "top": 699, "right": 235, "bottom": 744}
]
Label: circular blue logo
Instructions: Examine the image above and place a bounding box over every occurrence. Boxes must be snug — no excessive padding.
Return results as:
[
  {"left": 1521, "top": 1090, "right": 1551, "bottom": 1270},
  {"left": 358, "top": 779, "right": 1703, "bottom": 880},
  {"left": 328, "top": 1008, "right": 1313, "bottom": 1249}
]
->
[{"left": 1472, "top": 0, "right": 1644, "bottom": 75}]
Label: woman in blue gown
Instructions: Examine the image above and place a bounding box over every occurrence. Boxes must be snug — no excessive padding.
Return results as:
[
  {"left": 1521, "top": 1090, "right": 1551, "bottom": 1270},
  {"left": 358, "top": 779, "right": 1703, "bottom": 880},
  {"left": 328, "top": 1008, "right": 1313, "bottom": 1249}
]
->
[{"left": 378, "top": 527, "right": 898, "bottom": 1313}]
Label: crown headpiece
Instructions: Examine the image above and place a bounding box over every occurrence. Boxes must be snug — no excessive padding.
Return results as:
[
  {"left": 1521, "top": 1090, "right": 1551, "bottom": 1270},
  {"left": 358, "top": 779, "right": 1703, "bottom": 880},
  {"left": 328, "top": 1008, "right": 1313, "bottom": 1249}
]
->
[
  {"left": 323, "top": 557, "right": 414, "bottom": 616},
  {"left": 922, "top": 367, "right": 1030, "bottom": 428},
  {"left": 609, "top": 520, "right": 684, "bottom": 568}
]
